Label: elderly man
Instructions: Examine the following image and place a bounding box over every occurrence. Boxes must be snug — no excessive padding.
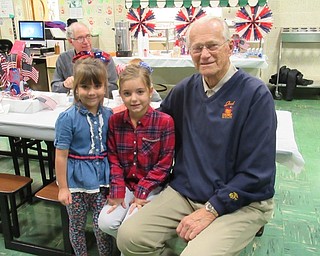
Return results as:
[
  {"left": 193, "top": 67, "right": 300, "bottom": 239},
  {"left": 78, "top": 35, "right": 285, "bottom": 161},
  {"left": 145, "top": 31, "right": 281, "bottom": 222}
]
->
[
  {"left": 116, "top": 16, "right": 276, "bottom": 256},
  {"left": 51, "top": 22, "right": 118, "bottom": 98}
]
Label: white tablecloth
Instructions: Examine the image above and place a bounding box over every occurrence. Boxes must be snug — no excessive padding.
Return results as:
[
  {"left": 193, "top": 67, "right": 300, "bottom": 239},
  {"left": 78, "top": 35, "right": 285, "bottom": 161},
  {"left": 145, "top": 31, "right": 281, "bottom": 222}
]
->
[
  {"left": 0, "top": 98, "right": 303, "bottom": 173},
  {"left": 275, "top": 110, "right": 305, "bottom": 173},
  {"left": 113, "top": 55, "right": 268, "bottom": 69},
  {"left": 0, "top": 99, "right": 157, "bottom": 141}
]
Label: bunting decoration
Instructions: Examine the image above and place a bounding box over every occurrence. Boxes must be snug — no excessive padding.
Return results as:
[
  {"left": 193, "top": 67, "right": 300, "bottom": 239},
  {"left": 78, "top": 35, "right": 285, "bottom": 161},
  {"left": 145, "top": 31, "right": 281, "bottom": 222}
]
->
[
  {"left": 125, "top": 0, "right": 269, "bottom": 9},
  {"left": 234, "top": 5, "right": 273, "bottom": 41},
  {"left": 127, "top": 7, "right": 156, "bottom": 38},
  {"left": 175, "top": 7, "right": 206, "bottom": 36},
  {"left": 0, "top": 41, "right": 39, "bottom": 96}
]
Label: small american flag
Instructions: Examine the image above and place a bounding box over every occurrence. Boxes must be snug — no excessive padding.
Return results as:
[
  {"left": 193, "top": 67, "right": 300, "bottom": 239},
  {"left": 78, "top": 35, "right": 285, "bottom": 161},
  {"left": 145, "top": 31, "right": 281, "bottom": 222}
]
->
[
  {"left": 0, "top": 76, "right": 8, "bottom": 87},
  {"left": 0, "top": 59, "right": 14, "bottom": 87},
  {"left": 0, "top": 63, "right": 6, "bottom": 74},
  {"left": 30, "top": 67, "right": 39, "bottom": 83},
  {"left": 21, "top": 62, "right": 39, "bottom": 83},
  {"left": 0, "top": 71, "right": 9, "bottom": 87},
  {"left": 0, "top": 53, "right": 6, "bottom": 64},
  {"left": 7, "top": 61, "right": 16, "bottom": 69},
  {"left": 21, "top": 51, "right": 33, "bottom": 65},
  {"left": 0, "top": 54, "right": 6, "bottom": 74},
  {"left": 0, "top": 54, "right": 8, "bottom": 86},
  {"left": 6, "top": 54, "right": 17, "bottom": 69}
]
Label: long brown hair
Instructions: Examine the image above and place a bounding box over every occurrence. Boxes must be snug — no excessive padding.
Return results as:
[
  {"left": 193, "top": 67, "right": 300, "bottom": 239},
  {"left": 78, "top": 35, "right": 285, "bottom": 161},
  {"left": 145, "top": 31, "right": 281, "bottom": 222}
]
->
[{"left": 73, "top": 58, "right": 108, "bottom": 102}]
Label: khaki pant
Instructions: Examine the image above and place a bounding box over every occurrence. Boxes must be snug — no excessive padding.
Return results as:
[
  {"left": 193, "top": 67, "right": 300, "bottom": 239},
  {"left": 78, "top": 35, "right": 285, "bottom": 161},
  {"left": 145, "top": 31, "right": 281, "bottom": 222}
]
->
[{"left": 117, "top": 186, "right": 274, "bottom": 256}]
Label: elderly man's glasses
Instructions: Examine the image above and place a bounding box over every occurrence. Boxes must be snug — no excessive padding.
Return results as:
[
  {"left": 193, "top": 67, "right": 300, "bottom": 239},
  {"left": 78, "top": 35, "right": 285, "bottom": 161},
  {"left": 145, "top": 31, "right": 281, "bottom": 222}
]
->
[
  {"left": 72, "top": 34, "right": 92, "bottom": 43},
  {"left": 190, "top": 40, "right": 229, "bottom": 55}
]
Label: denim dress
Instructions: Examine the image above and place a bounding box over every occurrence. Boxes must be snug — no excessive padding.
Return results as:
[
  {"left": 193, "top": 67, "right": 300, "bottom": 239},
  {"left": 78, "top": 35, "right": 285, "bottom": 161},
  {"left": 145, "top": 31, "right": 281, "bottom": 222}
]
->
[{"left": 54, "top": 103, "right": 113, "bottom": 193}]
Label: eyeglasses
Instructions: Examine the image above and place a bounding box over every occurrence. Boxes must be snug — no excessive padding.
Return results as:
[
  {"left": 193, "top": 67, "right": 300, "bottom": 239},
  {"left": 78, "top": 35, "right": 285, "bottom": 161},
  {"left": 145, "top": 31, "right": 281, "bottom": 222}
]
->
[
  {"left": 190, "top": 40, "right": 229, "bottom": 55},
  {"left": 72, "top": 34, "right": 92, "bottom": 43}
]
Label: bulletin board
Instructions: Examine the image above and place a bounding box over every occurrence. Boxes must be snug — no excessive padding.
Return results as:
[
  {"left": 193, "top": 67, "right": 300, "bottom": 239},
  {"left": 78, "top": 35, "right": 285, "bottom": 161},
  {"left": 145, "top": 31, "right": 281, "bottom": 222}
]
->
[{"left": 0, "top": 0, "right": 14, "bottom": 18}]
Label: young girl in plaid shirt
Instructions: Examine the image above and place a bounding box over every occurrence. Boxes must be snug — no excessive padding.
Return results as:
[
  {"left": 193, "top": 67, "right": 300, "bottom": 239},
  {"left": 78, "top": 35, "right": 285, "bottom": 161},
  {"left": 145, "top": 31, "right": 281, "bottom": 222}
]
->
[{"left": 98, "top": 62, "right": 175, "bottom": 238}]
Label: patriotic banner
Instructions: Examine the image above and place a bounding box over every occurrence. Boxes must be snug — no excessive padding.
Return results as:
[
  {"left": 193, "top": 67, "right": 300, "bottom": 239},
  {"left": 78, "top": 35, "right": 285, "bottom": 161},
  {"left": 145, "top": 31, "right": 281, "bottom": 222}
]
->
[{"left": 125, "top": 0, "right": 269, "bottom": 8}]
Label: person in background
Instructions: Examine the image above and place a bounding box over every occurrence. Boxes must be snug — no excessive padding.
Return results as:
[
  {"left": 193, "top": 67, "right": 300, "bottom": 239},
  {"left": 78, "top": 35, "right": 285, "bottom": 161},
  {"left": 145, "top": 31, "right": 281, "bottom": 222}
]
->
[
  {"left": 116, "top": 16, "right": 277, "bottom": 256},
  {"left": 54, "top": 56, "right": 114, "bottom": 255},
  {"left": 115, "top": 58, "right": 162, "bottom": 102},
  {"left": 51, "top": 22, "right": 118, "bottom": 98},
  {"left": 67, "top": 18, "right": 78, "bottom": 27},
  {"left": 98, "top": 63, "right": 175, "bottom": 238}
]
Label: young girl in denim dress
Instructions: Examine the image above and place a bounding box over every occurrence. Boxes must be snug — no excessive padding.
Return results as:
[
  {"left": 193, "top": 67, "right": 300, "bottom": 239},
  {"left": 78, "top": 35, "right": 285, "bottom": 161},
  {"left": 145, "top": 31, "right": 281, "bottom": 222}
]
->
[{"left": 54, "top": 54, "right": 113, "bottom": 255}]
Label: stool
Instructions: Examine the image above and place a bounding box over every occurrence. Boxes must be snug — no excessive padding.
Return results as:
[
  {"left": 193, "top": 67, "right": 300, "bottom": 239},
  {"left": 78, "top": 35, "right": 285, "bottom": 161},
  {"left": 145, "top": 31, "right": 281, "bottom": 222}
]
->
[
  {"left": 1, "top": 180, "right": 74, "bottom": 255},
  {"left": 0, "top": 173, "right": 33, "bottom": 238},
  {"left": 36, "top": 182, "right": 120, "bottom": 256},
  {"left": 35, "top": 181, "right": 73, "bottom": 254}
]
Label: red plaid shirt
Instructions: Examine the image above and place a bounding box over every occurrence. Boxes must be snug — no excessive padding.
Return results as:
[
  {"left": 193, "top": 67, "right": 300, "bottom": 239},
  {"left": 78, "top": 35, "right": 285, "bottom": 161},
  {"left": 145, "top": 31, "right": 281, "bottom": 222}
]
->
[{"left": 108, "top": 106, "right": 175, "bottom": 200}]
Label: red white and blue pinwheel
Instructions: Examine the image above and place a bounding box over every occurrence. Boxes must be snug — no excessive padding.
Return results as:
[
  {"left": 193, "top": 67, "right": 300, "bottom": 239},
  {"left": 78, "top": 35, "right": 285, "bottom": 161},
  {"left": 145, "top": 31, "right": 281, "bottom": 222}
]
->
[
  {"left": 127, "top": 8, "right": 156, "bottom": 38},
  {"left": 234, "top": 5, "right": 273, "bottom": 41},
  {"left": 175, "top": 7, "right": 206, "bottom": 36}
]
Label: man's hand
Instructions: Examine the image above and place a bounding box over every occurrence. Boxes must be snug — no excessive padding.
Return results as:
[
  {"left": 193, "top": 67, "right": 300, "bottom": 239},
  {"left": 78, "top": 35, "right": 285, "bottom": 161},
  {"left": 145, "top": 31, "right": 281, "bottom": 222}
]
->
[
  {"left": 63, "top": 76, "right": 74, "bottom": 89},
  {"left": 176, "top": 208, "right": 216, "bottom": 241}
]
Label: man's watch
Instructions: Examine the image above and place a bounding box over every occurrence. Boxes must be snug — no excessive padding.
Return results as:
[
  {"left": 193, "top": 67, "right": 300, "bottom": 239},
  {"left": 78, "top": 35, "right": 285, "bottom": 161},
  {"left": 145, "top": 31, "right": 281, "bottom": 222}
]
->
[{"left": 205, "top": 202, "right": 219, "bottom": 218}]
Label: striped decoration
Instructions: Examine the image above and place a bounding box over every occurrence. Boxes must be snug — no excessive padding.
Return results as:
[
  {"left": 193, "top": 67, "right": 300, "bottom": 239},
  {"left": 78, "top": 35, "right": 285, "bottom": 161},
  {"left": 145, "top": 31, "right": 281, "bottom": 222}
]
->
[{"left": 125, "top": 0, "right": 267, "bottom": 8}]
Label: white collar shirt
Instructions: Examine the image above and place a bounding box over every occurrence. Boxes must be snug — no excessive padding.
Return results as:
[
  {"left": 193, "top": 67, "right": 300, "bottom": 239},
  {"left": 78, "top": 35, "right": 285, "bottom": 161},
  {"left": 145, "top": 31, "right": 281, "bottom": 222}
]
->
[{"left": 203, "top": 64, "right": 238, "bottom": 97}]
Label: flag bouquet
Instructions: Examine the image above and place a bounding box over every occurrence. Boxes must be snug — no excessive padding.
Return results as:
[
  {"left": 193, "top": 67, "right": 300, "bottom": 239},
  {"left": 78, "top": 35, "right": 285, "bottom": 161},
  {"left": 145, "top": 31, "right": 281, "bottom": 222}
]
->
[{"left": 0, "top": 41, "right": 39, "bottom": 97}]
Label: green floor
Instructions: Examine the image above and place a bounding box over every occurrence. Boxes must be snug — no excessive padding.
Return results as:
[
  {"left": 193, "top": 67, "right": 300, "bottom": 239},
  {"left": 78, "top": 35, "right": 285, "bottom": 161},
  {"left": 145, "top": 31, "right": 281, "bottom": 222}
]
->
[{"left": 1, "top": 92, "right": 320, "bottom": 255}]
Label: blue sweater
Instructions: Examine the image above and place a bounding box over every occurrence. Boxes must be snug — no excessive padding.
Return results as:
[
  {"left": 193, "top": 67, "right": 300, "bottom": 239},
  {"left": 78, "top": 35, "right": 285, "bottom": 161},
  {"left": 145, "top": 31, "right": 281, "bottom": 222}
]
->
[{"left": 160, "top": 69, "right": 276, "bottom": 216}]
